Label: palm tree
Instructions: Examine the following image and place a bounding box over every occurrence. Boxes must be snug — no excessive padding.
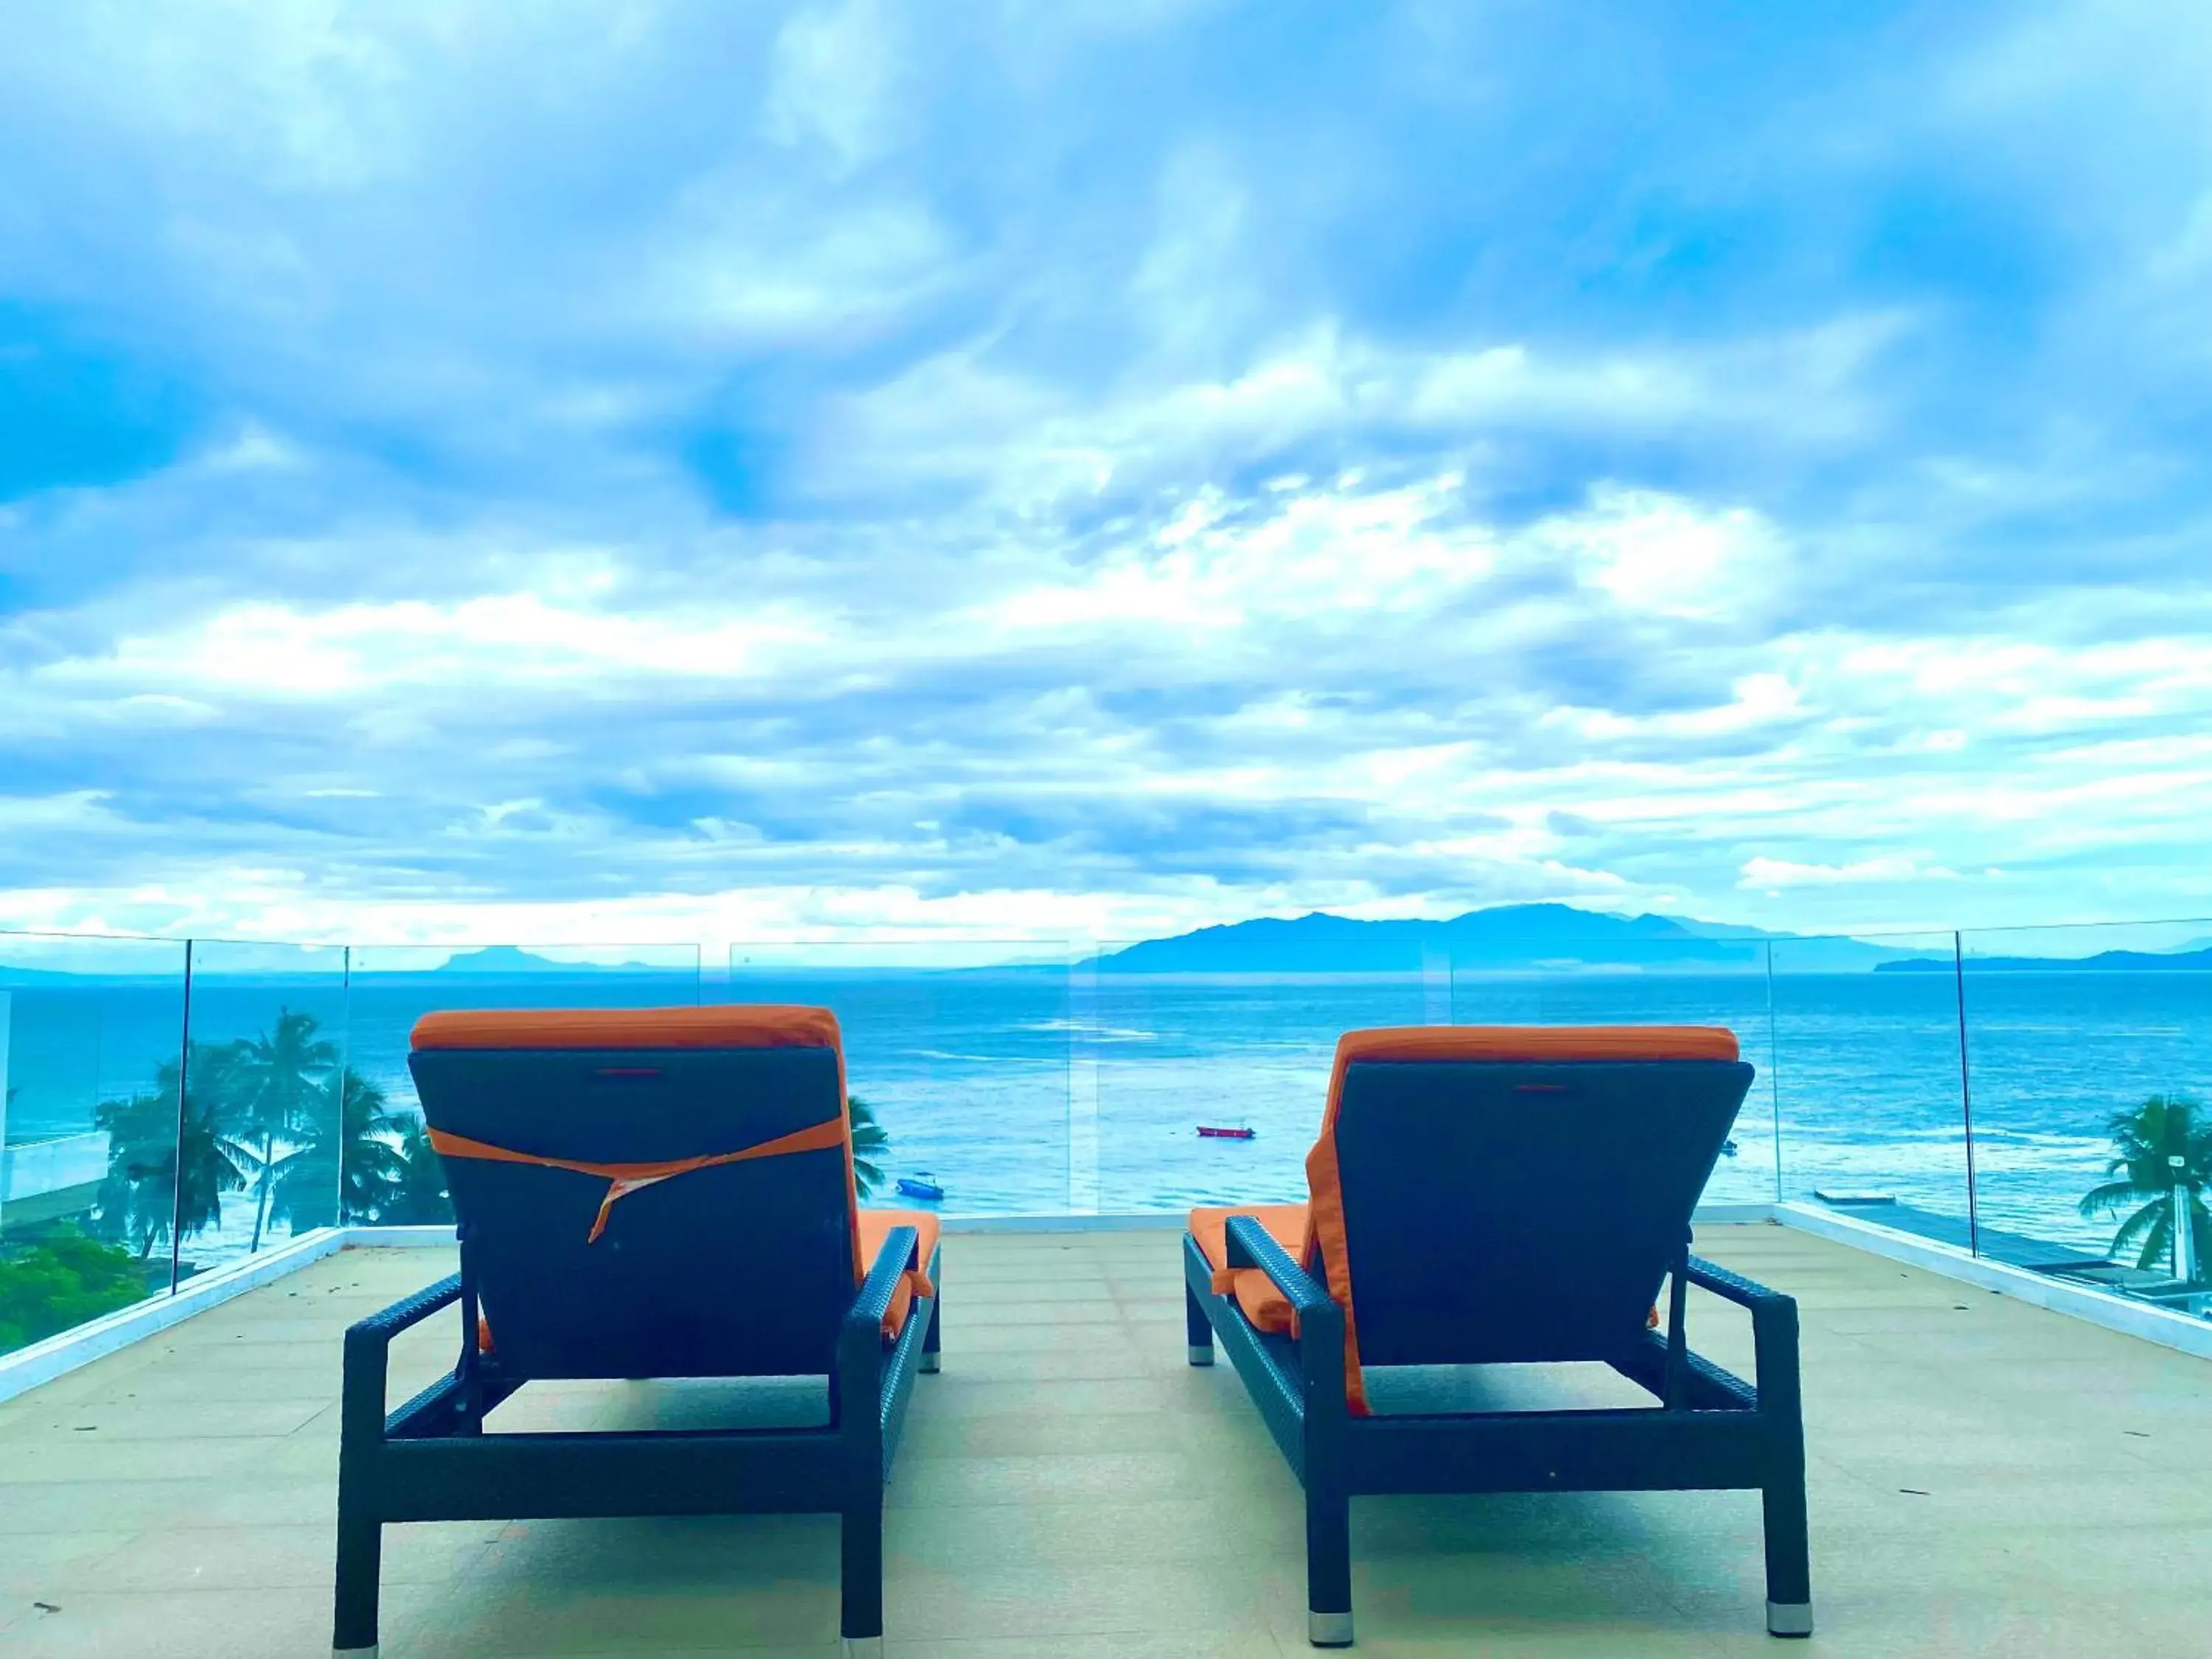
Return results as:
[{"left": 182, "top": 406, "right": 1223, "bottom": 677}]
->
[
  {"left": 91, "top": 1046, "right": 248, "bottom": 1260},
  {"left": 273, "top": 1068, "right": 406, "bottom": 1230},
  {"left": 225, "top": 1009, "right": 341, "bottom": 1253},
  {"left": 848, "top": 1094, "right": 889, "bottom": 1199},
  {"left": 2079, "top": 1094, "right": 2212, "bottom": 1281},
  {"left": 377, "top": 1119, "right": 453, "bottom": 1225}
]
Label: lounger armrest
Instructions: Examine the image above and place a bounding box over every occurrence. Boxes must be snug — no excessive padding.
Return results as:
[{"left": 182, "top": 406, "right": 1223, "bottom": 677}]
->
[
  {"left": 846, "top": 1223, "right": 919, "bottom": 1336},
  {"left": 835, "top": 1223, "right": 917, "bottom": 1455},
  {"left": 1684, "top": 1255, "right": 1802, "bottom": 1422},
  {"left": 1683, "top": 1254, "right": 1792, "bottom": 1313},
  {"left": 1225, "top": 1214, "right": 1334, "bottom": 1317},
  {"left": 346, "top": 1273, "right": 464, "bottom": 1349},
  {"left": 341, "top": 1275, "right": 463, "bottom": 1447}
]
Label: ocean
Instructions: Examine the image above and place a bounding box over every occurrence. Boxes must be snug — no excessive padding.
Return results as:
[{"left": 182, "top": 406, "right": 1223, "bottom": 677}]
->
[{"left": 3, "top": 965, "right": 2208, "bottom": 1284}]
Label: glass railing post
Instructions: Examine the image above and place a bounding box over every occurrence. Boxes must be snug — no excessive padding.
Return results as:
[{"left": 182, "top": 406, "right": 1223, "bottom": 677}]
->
[
  {"left": 1068, "top": 943, "right": 1099, "bottom": 1214},
  {"left": 1764, "top": 939, "right": 1783, "bottom": 1204},
  {"left": 1952, "top": 931, "right": 1980, "bottom": 1258},
  {"left": 337, "top": 944, "right": 354, "bottom": 1228},
  {"left": 2172, "top": 1162, "right": 2196, "bottom": 1284},
  {"left": 167, "top": 938, "right": 195, "bottom": 1297}
]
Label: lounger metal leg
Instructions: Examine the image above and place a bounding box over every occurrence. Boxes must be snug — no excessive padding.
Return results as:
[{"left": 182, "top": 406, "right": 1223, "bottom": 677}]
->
[
  {"left": 921, "top": 1265, "right": 942, "bottom": 1374},
  {"left": 334, "top": 1316, "right": 390, "bottom": 1659},
  {"left": 331, "top": 1509, "right": 381, "bottom": 1659},
  {"left": 1751, "top": 1275, "right": 1812, "bottom": 1638},
  {"left": 841, "top": 1491, "right": 885, "bottom": 1648},
  {"left": 1304, "top": 1488, "right": 1353, "bottom": 1646},
  {"left": 1762, "top": 1472, "right": 1812, "bottom": 1636},
  {"left": 1185, "top": 1284, "right": 1214, "bottom": 1366}
]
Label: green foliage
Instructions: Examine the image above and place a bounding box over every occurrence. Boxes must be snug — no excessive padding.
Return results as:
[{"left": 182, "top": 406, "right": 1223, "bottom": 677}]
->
[
  {"left": 0, "top": 1227, "right": 158, "bottom": 1352},
  {"left": 226, "top": 1009, "right": 344, "bottom": 1251},
  {"left": 91, "top": 1043, "right": 248, "bottom": 1259},
  {"left": 274, "top": 1065, "right": 406, "bottom": 1231},
  {"left": 377, "top": 1119, "right": 453, "bottom": 1225},
  {"left": 848, "top": 1093, "right": 889, "bottom": 1199},
  {"left": 2079, "top": 1093, "right": 2212, "bottom": 1281},
  {"left": 91, "top": 1008, "right": 442, "bottom": 1250}
]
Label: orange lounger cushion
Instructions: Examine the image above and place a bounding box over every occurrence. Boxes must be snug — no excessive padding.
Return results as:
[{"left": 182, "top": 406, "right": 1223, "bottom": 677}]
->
[
  {"left": 412, "top": 1004, "right": 843, "bottom": 1052},
  {"left": 861, "top": 1209, "right": 941, "bottom": 1340},
  {"left": 1189, "top": 1203, "right": 1308, "bottom": 1335},
  {"left": 1329, "top": 1025, "right": 1739, "bottom": 1067}
]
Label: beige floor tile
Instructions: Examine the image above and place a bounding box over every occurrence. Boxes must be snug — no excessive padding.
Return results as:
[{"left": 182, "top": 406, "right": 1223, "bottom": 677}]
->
[
  {"left": 886, "top": 1495, "right": 1296, "bottom": 1569},
  {"left": 0, "top": 1530, "right": 137, "bottom": 1599},
  {"left": 4, "top": 1232, "right": 2211, "bottom": 1655},
  {"left": 392, "top": 1582, "right": 845, "bottom": 1654},
  {"left": 885, "top": 1557, "right": 1281, "bottom": 1643},
  {"left": 0, "top": 1582, "right": 445, "bottom": 1659},
  {"left": 897, "top": 1404, "right": 1189, "bottom": 1458},
  {"left": 889, "top": 1448, "right": 1214, "bottom": 1508},
  {"left": 886, "top": 1629, "right": 1284, "bottom": 1658}
]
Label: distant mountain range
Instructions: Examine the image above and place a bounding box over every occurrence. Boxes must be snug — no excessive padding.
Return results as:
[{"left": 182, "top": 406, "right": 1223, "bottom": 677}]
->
[
  {"left": 10, "top": 914, "right": 2203, "bottom": 986},
  {"left": 1092, "top": 904, "right": 1915, "bottom": 974},
  {"left": 429, "top": 945, "right": 676, "bottom": 975},
  {"left": 1879, "top": 946, "right": 2212, "bottom": 973},
  {"left": 0, "top": 964, "right": 92, "bottom": 987}
]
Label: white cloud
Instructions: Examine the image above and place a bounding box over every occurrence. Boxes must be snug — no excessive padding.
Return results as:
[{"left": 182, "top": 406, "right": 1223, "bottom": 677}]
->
[
  {"left": 1548, "top": 488, "right": 1787, "bottom": 621},
  {"left": 2, "top": 1, "right": 2211, "bottom": 945},
  {"left": 1739, "top": 856, "right": 1957, "bottom": 889},
  {"left": 36, "top": 591, "right": 827, "bottom": 698}
]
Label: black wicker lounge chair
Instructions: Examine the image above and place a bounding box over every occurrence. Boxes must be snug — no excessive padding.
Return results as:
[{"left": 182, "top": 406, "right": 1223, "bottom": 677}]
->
[
  {"left": 332, "top": 1005, "right": 941, "bottom": 1659},
  {"left": 1184, "top": 1025, "right": 1809, "bottom": 1646}
]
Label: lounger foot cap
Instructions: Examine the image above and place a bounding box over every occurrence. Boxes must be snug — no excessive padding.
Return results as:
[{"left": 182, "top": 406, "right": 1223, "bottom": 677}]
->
[
  {"left": 842, "top": 1638, "right": 885, "bottom": 1658},
  {"left": 1767, "top": 1601, "right": 1814, "bottom": 1638},
  {"left": 1308, "top": 1609, "right": 1354, "bottom": 1646},
  {"left": 919, "top": 1351, "right": 941, "bottom": 1374},
  {"left": 1188, "top": 1343, "right": 1215, "bottom": 1366}
]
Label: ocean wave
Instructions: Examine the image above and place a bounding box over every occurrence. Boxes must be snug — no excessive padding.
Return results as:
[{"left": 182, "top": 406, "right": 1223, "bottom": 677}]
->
[{"left": 1020, "top": 1018, "right": 1158, "bottom": 1041}]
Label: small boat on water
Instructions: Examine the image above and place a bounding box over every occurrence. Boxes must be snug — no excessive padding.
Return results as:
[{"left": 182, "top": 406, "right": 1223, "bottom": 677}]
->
[
  {"left": 1196, "top": 1125, "right": 1256, "bottom": 1140},
  {"left": 896, "top": 1173, "right": 945, "bottom": 1201},
  {"left": 1721, "top": 1138, "right": 1740, "bottom": 1158}
]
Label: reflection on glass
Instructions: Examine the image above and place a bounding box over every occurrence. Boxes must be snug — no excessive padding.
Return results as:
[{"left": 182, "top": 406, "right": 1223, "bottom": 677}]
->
[
  {"left": 1, "top": 931, "right": 188, "bottom": 1356},
  {"left": 1769, "top": 931, "right": 1971, "bottom": 1247},
  {"left": 1961, "top": 921, "right": 2212, "bottom": 1315},
  {"left": 724, "top": 941, "right": 1071, "bottom": 1215},
  {"left": 175, "top": 942, "right": 352, "bottom": 1281},
  {"left": 341, "top": 943, "right": 705, "bottom": 1231}
]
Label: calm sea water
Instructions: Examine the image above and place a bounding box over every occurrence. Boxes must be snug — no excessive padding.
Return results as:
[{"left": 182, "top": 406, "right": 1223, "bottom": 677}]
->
[{"left": 4, "top": 967, "right": 2207, "bottom": 1276}]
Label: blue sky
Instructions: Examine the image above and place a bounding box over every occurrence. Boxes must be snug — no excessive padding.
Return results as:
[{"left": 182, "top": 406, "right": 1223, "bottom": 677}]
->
[{"left": 1, "top": 1, "right": 2209, "bottom": 950}]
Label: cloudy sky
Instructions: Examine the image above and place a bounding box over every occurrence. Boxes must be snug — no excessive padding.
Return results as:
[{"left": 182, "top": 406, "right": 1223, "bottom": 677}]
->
[{"left": 2, "top": 1, "right": 2209, "bottom": 952}]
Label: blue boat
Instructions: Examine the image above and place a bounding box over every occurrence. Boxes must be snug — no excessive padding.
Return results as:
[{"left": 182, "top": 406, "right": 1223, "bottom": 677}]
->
[{"left": 896, "top": 1172, "right": 945, "bottom": 1203}]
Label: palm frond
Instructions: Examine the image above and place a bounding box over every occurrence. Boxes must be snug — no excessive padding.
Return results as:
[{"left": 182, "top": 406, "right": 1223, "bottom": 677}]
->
[
  {"left": 846, "top": 1094, "right": 890, "bottom": 1200},
  {"left": 2079, "top": 1179, "right": 2160, "bottom": 1219}
]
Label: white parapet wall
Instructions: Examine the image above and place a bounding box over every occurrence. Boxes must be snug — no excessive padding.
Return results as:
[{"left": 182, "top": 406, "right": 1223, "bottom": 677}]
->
[
  {"left": 1775, "top": 1199, "right": 2212, "bottom": 1363},
  {"left": 0, "top": 1228, "right": 349, "bottom": 1405}
]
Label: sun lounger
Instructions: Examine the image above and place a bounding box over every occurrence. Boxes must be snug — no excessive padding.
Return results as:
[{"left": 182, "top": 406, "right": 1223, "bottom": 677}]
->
[
  {"left": 332, "top": 1006, "right": 939, "bottom": 1659},
  {"left": 1184, "top": 1026, "right": 1809, "bottom": 1646}
]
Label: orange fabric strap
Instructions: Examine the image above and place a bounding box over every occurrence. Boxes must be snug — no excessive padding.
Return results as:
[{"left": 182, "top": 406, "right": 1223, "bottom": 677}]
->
[{"left": 428, "top": 1118, "right": 848, "bottom": 1243}]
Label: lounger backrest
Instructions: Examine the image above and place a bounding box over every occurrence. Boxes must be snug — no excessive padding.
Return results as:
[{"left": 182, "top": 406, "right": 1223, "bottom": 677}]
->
[
  {"left": 1305, "top": 1026, "right": 1750, "bottom": 1408},
  {"left": 408, "top": 1006, "right": 862, "bottom": 1382}
]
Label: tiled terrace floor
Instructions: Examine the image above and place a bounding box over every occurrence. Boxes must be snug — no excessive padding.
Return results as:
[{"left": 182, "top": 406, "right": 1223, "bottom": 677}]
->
[{"left": 3, "top": 1223, "right": 2211, "bottom": 1656}]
